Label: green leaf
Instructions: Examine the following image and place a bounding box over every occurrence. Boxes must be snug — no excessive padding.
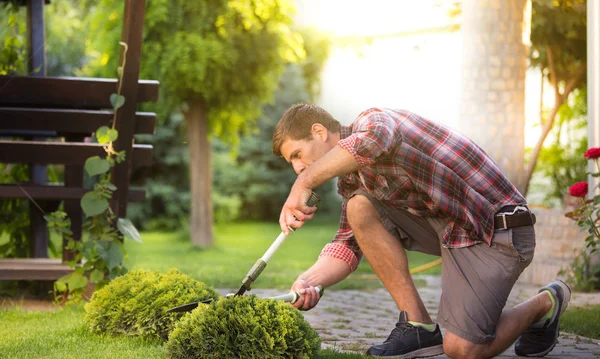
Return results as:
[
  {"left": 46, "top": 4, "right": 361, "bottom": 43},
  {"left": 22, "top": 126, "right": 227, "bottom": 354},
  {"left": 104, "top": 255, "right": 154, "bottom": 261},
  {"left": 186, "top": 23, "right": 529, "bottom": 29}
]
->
[
  {"left": 96, "top": 126, "right": 118, "bottom": 144},
  {"left": 90, "top": 269, "right": 105, "bottom": 283},
  {"left": 66, "top": 272, "right": 88, "bottom": 290},
  {"left": 105, "top": 241, "right": 124, "bottom": 270},
  {"left": 109, "top": 93, "right": 125, "bottom": 110},
  {"left": 107, "top": 183, "right": 117, "bottom": 191},
  {"left": 117, "top": 218, "right": 142, "bottom": 243},
  {"left": 54, "top": 280, "right": 67, "bottom": 292},
  {"left": 81, "top": 192, "right": 109, "bottom": 217},
  {"left": 85, "top": 156, "right": 110, "bottom": 177},
  {"left": 82, "top": 240, "right": 96, "bottom": 258}
]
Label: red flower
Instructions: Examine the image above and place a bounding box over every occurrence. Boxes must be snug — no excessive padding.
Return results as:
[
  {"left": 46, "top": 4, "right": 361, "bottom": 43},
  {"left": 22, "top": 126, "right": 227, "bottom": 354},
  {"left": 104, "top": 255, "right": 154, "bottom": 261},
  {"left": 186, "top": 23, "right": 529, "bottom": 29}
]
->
[
  {"left": 569, "top": 181, "right": 588, "bottom": 197},
  {"left": 584, "top": 147, "right": 600, "bottom": 159}
]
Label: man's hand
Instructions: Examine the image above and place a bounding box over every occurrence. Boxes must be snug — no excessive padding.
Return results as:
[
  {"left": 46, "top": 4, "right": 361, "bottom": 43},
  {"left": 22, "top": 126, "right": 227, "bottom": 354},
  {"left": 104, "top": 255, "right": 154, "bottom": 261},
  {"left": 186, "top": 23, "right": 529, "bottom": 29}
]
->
[
  {"left": 279, "top": 183, "right": 317, "bottom": 235},
  {"left": 291, "top": 278, "right": 321, "bottom": 311}
]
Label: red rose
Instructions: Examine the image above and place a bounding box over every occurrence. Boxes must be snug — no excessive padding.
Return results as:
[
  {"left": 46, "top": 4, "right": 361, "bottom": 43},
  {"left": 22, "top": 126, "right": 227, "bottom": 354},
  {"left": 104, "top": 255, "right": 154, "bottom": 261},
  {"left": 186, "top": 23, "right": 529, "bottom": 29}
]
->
[
  {"left": 584, "top": 147, "right": 600, "bottom": 159},
  {"left": 569, "top": 181, "right": 588, "bottom": 197}
]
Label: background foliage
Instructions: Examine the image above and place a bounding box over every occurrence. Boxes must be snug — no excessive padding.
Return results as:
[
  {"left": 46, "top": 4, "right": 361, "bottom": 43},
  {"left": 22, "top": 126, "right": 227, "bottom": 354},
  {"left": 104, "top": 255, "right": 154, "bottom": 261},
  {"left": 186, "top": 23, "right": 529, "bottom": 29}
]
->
[{"left": 530, "top": 89, "right": 588, "bottom": 206}]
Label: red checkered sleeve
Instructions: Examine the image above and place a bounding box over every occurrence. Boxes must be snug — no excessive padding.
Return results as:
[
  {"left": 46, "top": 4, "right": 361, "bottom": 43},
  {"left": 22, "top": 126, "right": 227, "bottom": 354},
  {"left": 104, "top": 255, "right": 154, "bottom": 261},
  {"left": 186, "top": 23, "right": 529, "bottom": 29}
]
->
[
  {"left": 319, "top": 243, "right": 360, "bottom": 272},
  {"left": 337, "top": 108, "right": 398, "bottom": 167}
]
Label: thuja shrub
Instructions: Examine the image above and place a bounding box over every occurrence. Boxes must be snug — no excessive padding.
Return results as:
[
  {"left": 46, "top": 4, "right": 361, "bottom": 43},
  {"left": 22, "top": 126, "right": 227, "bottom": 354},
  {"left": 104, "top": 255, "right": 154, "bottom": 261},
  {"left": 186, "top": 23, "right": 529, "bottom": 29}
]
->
[
  {"left": 166, "top": 295, "right": 321, "bottom": 359},
  {"left": 85, "top": 268, "right": 219, "bottom": 340}
]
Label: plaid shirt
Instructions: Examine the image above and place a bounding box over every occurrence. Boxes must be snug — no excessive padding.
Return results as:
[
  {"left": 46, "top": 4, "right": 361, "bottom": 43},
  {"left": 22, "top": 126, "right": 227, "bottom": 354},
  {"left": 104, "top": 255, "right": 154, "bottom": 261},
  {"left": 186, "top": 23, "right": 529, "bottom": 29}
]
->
[{"left": 319, "top": 108, "right": 526, "bottom": 271}]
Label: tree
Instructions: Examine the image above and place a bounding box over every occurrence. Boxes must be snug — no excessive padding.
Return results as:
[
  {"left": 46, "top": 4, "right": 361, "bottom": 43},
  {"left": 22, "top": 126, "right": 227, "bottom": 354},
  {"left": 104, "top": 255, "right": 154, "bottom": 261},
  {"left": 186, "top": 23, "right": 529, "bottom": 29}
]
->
[
  {"left": 85, "top": 0, "right": 304, "bottom": 247},
  {"left": 458, "top": 0, "right": 530, "bottom": 193},
  {"left": 524, "top": 0, "right": 587, "bottom": 194}
]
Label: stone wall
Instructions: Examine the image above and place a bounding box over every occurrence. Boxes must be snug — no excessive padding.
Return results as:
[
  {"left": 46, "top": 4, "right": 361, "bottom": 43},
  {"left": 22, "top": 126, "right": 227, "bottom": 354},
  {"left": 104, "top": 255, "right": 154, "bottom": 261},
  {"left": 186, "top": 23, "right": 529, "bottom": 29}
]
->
[{"left": 517, "top": 207, "right": 586, "bottom": 286}]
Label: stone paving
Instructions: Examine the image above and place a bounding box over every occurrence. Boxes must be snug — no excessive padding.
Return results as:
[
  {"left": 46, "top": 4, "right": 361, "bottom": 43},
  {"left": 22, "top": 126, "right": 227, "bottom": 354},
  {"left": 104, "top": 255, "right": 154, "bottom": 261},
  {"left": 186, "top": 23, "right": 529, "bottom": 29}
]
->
[{"left": 243, "top": 275, "right": 600, "bottom": 358}]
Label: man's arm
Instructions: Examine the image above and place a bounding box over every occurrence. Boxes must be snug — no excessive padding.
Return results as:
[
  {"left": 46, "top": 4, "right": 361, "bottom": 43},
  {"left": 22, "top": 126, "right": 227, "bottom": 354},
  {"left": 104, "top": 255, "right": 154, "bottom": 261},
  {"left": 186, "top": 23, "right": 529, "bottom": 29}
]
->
[
  {"left": 291, "top": 256, "right": 352, "bottom": 310},
  {"left": 280, "top": 145, "right": 360, "bottom": 234}
]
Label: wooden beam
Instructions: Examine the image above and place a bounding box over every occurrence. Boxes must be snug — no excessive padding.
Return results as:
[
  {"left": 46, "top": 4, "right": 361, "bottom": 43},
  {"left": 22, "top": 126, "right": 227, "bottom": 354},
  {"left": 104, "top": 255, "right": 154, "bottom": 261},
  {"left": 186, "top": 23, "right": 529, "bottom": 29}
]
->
[
  {"left": 0, "top": 140, "right": 153, "bottom": 167},
  {"left": 0, "top": 76, "right": 159, "bottom": 108},
  {"left": 0, "top": 258, "right": 73, "bottom": 280},
  {"left": 26, "top": 0, "right": 49, "bottom": 258},
  {"left": 0, "top": 184, "right": 146, "bottom": 202},
  {"left": 0, "top": 107, "right": 156, "bottom": 135},
  {"left": 112, "top": 0, "right": 147, "bottom": 219},
  {"left": 27, "top": 0, "right": 46, "bottom": 76}
]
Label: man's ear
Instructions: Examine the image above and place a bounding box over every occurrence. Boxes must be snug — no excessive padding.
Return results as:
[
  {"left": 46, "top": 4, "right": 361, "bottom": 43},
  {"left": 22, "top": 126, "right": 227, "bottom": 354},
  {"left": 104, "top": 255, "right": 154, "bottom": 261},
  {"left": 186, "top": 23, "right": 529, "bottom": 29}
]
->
[{"left": 311, "top": 123, "right": 328, "bottom": 142}]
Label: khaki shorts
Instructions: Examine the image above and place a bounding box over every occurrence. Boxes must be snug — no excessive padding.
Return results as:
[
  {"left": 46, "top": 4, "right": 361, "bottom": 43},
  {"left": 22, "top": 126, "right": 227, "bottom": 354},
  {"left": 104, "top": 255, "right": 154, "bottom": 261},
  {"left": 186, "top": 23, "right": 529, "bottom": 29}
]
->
[{"left": 355, "top": 191, "right": 536, "bottom": 344}]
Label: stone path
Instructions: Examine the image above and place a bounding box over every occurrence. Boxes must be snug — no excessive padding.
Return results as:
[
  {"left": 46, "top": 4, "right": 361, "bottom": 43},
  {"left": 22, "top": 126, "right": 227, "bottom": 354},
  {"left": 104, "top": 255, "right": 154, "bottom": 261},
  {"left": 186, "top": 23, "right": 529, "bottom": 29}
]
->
[{"left": 243, "top": 275, "right": 600, "bottom": 358}]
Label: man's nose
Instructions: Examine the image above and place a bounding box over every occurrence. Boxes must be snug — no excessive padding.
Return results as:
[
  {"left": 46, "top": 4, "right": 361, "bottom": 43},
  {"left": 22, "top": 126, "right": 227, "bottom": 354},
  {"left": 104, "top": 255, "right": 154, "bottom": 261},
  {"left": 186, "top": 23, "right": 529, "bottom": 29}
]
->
[{"left": 292, "top": 161, "right": 305, "bottom": 175}]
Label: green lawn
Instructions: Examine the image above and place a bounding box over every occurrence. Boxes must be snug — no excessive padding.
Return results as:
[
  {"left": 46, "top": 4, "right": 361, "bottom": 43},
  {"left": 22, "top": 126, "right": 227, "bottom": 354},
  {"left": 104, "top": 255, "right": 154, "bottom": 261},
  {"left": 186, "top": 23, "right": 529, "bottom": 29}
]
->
[
  {"left": 561, "top": 305, "right": 600, "bottom": 339},
  {"left": 0, "top": 306, "right": 165, "bottom": 359},
  {"left": 2, "top": 304, "right": 599, "bottom": 359},
  {"left": 0, "top": 221, "right": 439, "bottom": 359},
  {"left": 0, "top": 305, "right": 368, "bottom": 359},
  {"left": 123, "top": 221, "right": 441, "bottom": 290}
]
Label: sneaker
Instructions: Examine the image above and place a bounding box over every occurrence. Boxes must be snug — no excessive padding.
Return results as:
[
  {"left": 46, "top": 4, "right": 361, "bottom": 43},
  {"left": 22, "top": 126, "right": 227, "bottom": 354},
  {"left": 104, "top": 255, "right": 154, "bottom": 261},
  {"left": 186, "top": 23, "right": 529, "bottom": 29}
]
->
[
  {"left": 514, "top": 280, "right": 572, "bottom": 357},
  {"left": 366, "top": 311, "right": 444, "bottom": 358}
]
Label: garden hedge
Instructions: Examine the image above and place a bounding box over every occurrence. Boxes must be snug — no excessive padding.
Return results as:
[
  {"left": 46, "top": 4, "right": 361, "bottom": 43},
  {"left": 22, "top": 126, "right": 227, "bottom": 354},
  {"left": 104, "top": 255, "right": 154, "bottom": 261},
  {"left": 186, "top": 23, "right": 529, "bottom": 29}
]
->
[
  {"left": 166, "top": 295, "right": 321, "bottom": 358},
  {"left": 85, "top": 268, "right": 220, "bottom": 340}
]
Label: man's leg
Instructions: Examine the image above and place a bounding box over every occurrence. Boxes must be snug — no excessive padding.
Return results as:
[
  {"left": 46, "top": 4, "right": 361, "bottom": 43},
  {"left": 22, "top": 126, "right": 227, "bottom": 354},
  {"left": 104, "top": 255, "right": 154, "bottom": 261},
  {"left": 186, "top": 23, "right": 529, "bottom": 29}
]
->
[
  {"left": 346, "top": 194, "right": 432, "bottom": 323},
  {"left": 443, "top": 292, "right": 552, "bottom": 359},
  {"left": 436, "top": 224, "right": 567, "bottom": 359},
  {"left": 346, "top": 194, "right": 444, "bottom": 357}
]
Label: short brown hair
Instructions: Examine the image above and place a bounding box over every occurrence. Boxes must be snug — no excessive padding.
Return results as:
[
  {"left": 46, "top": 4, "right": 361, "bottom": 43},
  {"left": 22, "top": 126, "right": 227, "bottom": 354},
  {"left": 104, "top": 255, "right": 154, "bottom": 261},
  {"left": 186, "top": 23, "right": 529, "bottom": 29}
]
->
[{"left": 272, "top": 103, "right": 341, "bottom": 156}]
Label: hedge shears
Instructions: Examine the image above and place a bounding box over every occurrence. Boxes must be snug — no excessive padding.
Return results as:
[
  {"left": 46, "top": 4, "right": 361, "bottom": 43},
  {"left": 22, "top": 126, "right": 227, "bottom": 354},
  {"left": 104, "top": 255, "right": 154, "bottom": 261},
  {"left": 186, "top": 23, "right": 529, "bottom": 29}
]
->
[{"left": 167, "top": 192, "right": 322, "bottom": 313}]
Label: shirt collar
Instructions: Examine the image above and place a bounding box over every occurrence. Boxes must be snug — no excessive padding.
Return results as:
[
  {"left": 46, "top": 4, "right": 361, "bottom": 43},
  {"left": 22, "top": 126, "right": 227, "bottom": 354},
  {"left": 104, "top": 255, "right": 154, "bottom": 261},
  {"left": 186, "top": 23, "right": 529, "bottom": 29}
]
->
[{"left": 340, "top": 125, "right": 352, "bottom": 140}]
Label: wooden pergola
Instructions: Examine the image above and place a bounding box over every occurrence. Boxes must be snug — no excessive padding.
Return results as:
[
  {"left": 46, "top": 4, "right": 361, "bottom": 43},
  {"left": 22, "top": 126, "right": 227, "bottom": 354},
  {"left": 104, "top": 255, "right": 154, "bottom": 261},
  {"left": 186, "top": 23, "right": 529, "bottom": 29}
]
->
[{"left": 0, "top": 0, "right": 158, "bottom": 280}]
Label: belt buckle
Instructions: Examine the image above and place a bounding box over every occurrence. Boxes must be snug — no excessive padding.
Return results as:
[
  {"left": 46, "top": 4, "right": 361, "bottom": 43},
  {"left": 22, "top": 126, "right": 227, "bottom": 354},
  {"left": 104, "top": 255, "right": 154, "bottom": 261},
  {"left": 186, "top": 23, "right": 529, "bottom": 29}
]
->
[{"left": 498, "top": 213, "right": 508, "bottom": 230}]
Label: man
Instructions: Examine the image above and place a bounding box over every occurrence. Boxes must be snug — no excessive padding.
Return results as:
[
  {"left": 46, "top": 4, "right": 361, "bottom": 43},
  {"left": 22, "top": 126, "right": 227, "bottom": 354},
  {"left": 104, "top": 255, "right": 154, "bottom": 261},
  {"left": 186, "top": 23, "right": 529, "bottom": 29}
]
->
[{"left": 273, "top": 104, "right": 571, "bottom": 359}]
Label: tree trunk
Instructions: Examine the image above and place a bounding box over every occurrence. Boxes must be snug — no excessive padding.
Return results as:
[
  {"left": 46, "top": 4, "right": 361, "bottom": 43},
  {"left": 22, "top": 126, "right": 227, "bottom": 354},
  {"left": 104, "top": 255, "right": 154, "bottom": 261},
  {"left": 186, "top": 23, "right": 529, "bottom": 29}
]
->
[
  {"left": 185, "top": 98, "right": 213, "bottom": 248},
  {"left": 459, "top": 0, "right": 530, "bottom": 194}
]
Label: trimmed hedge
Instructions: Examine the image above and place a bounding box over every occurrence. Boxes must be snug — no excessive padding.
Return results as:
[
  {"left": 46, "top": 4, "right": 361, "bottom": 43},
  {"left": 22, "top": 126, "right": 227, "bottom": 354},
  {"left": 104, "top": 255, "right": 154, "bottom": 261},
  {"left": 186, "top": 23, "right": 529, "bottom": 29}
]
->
[
  {"left": 166, "top": 295, "right": 321, "bottom": 358},
  {"left": 85, "top": 268, "right": 220, "bottom": 340}
]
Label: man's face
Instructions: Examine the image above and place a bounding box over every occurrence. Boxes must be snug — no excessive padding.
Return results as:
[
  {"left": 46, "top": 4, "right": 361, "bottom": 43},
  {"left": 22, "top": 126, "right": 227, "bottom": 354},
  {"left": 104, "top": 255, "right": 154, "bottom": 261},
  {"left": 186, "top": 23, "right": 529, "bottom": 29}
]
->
[{"left": 280, "top": 135, "right": 330, "bottom": 175}]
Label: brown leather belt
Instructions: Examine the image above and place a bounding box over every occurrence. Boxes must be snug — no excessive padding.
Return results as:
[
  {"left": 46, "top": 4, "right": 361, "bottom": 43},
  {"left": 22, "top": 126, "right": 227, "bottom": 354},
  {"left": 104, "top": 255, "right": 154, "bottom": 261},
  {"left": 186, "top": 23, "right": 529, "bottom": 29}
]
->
[{"left": 494, "top": 205, "right": 536, "bottom": 230}]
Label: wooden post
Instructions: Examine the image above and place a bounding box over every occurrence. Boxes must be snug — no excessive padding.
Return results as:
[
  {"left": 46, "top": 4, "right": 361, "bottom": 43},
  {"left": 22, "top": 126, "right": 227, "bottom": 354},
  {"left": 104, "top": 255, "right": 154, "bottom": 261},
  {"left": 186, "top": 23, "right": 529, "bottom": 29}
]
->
[
  {"left": 27, "top": 0, "right": 46, "bottom": 76},
  {"left": 27, "top": 0, "right": 48, "bottom": 258},
  {"left": 111, "top": 0, "right": 146, "bottom": 219},
  {"left": 63, "top": 135, "right": 85, "bottom": 262}
]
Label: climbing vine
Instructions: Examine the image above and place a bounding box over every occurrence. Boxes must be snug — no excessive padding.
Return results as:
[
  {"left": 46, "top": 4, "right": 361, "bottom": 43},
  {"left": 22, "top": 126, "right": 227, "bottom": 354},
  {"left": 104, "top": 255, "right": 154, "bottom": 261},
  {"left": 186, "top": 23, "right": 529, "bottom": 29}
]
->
[{"left": 46, "top": 42, "right": 142, "bottom": 302}]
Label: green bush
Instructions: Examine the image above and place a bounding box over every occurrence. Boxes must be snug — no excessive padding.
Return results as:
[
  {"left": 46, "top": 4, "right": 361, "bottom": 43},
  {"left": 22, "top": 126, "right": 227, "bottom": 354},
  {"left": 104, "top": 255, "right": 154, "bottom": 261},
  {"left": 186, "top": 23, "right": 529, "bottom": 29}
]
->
[
  {"left": 84, "top": 268, "right": 220, "bottom": 340},
  {"left": 166, "top": 295, "right": 321, "bottom": 359}
]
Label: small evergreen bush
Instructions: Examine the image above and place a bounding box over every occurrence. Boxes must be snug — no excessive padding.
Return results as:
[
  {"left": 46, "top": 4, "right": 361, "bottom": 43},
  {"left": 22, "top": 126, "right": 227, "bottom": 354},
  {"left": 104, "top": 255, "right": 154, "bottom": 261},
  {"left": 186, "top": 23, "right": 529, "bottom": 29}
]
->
[
  {"left": 85, "top": 268, "right": 219, "bottom": 340},
  {"left": 166, "top": 295, "right": 321, "bottom": 359}
]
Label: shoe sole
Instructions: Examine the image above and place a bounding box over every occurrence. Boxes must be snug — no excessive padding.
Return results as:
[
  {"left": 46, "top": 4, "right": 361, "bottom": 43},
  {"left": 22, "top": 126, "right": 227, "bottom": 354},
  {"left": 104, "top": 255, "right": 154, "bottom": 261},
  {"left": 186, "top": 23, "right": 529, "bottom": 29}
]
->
[
  {"left": 521, "top": 280, "right": 572, "bottom": 357},
  {"left": 373, "top": 344, "right": 445, "bottom": 358}
]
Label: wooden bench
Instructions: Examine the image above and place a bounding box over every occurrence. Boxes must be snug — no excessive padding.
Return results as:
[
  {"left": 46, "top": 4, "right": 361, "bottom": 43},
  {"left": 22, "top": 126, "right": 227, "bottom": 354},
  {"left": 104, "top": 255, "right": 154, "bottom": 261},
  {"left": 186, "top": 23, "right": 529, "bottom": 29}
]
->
[{"left": 0, "top": 0, "right": 157, "bottom": 281}]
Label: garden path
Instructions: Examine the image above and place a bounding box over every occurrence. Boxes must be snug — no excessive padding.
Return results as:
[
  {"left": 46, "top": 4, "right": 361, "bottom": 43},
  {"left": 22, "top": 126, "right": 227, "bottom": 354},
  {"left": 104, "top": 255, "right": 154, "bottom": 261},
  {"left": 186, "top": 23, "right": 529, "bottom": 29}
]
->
[{"left": 243, "top": 275, "right": 600, "bottom": 358}]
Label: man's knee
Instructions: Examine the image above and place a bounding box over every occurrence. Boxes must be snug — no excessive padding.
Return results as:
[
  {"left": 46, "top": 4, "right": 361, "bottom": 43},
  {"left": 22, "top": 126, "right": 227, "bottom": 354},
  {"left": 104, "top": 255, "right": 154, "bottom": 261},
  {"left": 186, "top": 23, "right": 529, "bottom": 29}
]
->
[
  {"left": 443, "top": 332, "right": 488, "bottom": 359},
  {"left": 346, "top": 195, "right": 380, "bottom": 231}
]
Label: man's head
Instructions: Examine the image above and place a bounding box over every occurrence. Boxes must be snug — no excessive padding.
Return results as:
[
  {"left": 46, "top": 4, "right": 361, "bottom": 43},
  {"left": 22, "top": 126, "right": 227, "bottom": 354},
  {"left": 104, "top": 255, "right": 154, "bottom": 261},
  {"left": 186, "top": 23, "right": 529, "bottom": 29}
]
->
[{"left": 273, "top": 103, "right": 341, "bottom": 174}]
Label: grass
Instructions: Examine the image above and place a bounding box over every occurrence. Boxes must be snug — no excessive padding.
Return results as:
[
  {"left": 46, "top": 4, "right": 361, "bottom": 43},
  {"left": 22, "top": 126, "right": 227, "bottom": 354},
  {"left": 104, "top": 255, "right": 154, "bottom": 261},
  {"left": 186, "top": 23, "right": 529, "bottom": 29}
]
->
[
  {"left": 561, "top": 305, "right": 600, "bottom": 339},
  {"left": 3, "top": 304, "right": 599, "bottom": 359},
  {"left": 0, "top": 221, "right": 439, "bottom": 359},
  {"left": 0, "top": 305, "right": 165, "bottom": 359},
  {"left": 123, "top": 221, "right": 441, "bottom": 290},
  {"left": 0, "top": 305, "right": 371, "bottom": 358}
]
